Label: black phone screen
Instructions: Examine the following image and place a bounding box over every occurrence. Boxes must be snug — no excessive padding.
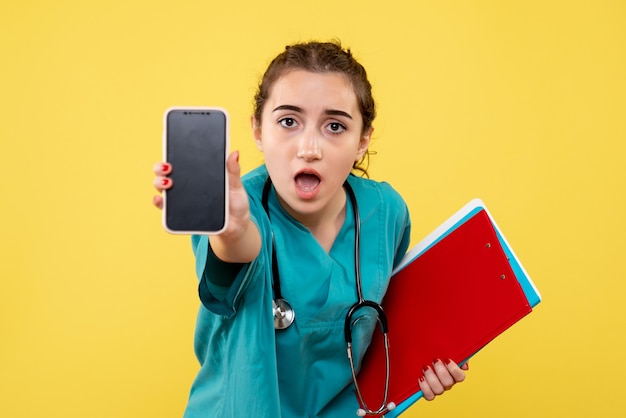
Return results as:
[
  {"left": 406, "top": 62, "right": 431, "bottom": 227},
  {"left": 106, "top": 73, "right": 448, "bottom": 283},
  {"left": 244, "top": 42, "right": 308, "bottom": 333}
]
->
[{"left": 164, "top": 108, "right": 227, "bottom": 234}]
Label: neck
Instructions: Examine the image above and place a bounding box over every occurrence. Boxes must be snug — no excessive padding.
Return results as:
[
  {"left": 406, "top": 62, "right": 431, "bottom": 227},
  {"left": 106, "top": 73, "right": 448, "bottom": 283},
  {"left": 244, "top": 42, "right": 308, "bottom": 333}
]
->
[
  {"left": 278, "top": 189, "right": 347, "bottom": 253},
  {"left": 305, "top": 202, "right": 347, "bottom": 253}
]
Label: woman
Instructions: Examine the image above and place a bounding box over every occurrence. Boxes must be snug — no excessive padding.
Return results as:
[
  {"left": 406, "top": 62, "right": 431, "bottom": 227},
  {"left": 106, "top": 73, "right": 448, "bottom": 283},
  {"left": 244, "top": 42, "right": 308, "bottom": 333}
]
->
[{"left": 153, "top": 40, "right": 467, "bottom": 417}]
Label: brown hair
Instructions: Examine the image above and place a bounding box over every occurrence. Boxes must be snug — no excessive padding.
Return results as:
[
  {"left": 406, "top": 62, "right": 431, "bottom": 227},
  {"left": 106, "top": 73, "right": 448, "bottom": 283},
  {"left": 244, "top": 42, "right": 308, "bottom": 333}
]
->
[{"left": 253, "top": 40, "right": 376, "bottom": 176}]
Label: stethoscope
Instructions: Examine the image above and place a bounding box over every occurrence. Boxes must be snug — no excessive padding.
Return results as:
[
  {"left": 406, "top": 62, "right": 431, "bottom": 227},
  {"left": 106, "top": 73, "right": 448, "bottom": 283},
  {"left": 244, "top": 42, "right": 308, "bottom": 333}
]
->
[{"left": 261, "top": 177, "right": 396, "bottom": 417}]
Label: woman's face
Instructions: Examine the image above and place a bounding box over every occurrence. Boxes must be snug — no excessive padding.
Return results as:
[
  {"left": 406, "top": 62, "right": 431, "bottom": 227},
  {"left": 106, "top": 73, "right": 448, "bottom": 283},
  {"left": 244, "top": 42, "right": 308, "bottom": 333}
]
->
[{"left": 253, "top": 69, "right": 371, "bottom": 223}]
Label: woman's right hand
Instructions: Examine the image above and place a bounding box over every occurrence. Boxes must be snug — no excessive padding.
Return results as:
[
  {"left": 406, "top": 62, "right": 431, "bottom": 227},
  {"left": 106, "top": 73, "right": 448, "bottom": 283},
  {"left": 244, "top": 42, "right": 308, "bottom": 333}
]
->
[
  {"left": 151, "top": 152, "right": 248, "bottom": 221},
  {"left": 152, "top": 151, "right": 261, "bottom": 263}
]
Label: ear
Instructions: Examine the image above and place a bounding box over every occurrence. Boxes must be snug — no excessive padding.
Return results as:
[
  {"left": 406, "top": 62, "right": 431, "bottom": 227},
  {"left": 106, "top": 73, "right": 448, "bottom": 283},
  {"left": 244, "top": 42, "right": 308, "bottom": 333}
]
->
[
  {"left": 251, "top": 115, "right": 263, "bottom": 151},
  {"left": 356, "top": 126, "right": 373, "bottom": 161}
]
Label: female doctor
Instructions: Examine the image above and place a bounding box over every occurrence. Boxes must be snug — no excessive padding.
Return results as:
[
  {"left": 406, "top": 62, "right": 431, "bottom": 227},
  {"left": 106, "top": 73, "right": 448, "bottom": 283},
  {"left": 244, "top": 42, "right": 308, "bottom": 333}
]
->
[{"left": 153, "top": 40, "right": 467, "bottom": 417}]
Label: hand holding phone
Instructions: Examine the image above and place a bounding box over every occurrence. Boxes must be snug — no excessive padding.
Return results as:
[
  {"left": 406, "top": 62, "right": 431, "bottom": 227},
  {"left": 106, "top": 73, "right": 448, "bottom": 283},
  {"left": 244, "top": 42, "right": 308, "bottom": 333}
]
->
[{"left": 162, "top": 107, "right": 229, "bottom": 234}]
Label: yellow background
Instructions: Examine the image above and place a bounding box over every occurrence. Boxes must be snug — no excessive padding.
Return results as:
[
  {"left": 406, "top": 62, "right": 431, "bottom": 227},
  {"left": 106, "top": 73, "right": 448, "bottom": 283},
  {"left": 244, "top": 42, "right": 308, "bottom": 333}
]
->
[{"left": 1, "top": 1, "right": 624, "bottom": 417}]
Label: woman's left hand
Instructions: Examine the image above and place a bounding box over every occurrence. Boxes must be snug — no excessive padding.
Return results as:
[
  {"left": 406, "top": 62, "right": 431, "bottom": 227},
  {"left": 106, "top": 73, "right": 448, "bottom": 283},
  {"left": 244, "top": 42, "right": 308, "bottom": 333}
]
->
[{"left": 418, "top": 359, "right": 468, "bottom": 401}]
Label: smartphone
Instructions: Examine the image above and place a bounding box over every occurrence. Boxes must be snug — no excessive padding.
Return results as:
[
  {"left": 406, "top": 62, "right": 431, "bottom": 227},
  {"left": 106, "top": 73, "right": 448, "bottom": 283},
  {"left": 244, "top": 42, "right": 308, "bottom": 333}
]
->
[{"left": 162, "top": 107, "right": 229, "bottom": 234}]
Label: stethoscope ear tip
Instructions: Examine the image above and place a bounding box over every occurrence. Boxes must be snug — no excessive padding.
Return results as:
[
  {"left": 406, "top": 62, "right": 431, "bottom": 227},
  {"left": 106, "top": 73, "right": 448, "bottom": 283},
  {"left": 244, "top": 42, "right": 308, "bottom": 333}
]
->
[{"left": 356, "top": 402, "right": 396, "bottom": 416}]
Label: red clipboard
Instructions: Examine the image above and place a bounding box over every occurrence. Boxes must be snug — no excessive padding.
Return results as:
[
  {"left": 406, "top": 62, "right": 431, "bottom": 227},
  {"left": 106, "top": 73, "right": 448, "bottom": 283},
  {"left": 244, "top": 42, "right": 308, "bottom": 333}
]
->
[{"left": 357, "top": 203, "right": 535, "bottom": 416}]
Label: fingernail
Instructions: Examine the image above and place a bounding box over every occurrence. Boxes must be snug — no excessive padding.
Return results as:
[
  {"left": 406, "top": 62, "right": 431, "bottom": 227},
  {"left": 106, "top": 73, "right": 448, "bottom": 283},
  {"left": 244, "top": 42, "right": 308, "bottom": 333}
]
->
[
  {"left": 422, "top": 365, "right": 432, "bottom": 373},
  {"left": 162, "top": 178, "right": 170, "bottom": 186},
  {"left": 445, "top": 358, "right": 454, "bottom": 365},
  {"left": 234, "top": 151, "right": 240, "bottom": 162},
  {"left": 433, "top": 358, "right": 441, "bottom": 365},
  {"left": 162, "top": 163, "right": 170, "bottom": 172}
]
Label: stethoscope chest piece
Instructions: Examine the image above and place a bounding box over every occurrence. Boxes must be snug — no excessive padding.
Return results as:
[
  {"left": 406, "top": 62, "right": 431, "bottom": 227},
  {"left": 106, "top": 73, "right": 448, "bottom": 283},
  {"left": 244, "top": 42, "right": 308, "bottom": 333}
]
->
[{"left": 273, "top": 298, "right": 295, "bottom": 330}]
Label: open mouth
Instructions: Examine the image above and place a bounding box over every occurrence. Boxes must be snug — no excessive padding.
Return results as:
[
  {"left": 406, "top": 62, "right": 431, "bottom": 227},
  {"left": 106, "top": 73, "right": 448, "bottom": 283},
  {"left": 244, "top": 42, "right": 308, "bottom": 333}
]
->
[{"left": 295, "top": 172, "right": 321, "bottom": 192}]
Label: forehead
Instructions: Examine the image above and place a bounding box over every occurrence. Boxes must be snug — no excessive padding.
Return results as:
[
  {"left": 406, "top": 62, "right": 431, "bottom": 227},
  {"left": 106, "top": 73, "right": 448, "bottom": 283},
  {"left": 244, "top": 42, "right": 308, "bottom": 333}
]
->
[{"left": 266, "top": 69, "right": 359, "bottom": 111}]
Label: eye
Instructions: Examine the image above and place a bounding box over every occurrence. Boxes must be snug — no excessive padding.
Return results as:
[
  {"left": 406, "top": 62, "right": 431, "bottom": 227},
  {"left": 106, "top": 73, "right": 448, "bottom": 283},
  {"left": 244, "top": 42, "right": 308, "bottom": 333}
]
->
[
  {"left": 279, "top": 117, "right": 298, "bottom": 128},
  {"left": 326, "top": 122, "right": 346, "bottom": 134}
]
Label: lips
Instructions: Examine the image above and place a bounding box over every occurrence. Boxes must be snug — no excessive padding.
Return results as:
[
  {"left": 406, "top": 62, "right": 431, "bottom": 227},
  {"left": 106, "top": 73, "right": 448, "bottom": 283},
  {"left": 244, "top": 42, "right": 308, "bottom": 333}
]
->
[{"left": 294, "top": 170, "right": 321, "bottom": 199}]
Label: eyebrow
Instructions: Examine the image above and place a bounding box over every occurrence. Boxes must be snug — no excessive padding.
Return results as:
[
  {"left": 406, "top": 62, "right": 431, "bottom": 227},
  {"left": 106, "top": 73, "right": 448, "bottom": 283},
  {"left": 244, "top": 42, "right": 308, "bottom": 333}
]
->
[{"left": 272, "top": 105, "right": 353, "bottom": 120}]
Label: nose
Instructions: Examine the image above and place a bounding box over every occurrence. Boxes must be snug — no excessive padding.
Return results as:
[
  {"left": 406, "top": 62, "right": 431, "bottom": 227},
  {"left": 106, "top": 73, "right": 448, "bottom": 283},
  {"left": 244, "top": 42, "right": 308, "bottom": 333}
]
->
[{"left": 297, "top": 132, "right": 322, "bottom": 161}]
